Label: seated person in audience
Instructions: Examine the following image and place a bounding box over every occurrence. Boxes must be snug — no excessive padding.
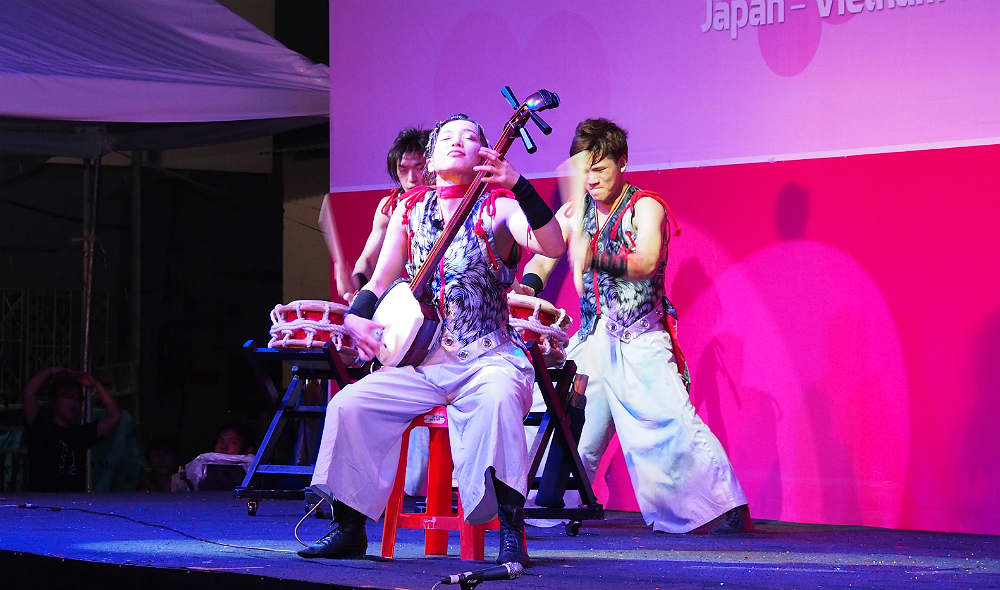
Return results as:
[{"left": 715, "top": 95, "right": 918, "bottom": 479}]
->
[
  {"left": 213, "top": 423, "right": 255, "bottom": 456},
  {"left": 22, "top": 366, "right": 122, "bottom": 492},
  {"left": 173, "top": 423, "right": 256, "bottom": 491}
]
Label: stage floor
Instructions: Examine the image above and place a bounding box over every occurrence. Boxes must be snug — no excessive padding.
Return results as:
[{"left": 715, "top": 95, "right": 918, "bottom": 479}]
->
[{"left": 2, "top": 492, "right": 998, "bottom": 589}]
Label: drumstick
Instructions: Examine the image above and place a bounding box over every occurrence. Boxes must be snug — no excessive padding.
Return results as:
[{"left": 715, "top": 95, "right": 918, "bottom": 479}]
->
[
  {"left": 556, "top": 152, "right": 588, "bottom": 234},
  {"left": 560, "top": 152, "right": 590, "bottom": 295},
  {"left": 318, "top": 193, "right": 355, "bottom": 301}
]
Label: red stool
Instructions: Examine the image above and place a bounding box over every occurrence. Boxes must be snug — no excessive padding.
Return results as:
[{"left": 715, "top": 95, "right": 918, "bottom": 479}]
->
[{"left": 381, "top": 406, "right": 499, "bottom": 560}]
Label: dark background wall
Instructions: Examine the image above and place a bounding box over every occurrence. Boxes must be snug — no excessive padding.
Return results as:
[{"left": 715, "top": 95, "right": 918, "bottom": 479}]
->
[
  {"left": 0, "top": 161, "right": 284, "bottom": 465},
  {"left": 0, "top": 0, "right": 330, "bottom": 469}
]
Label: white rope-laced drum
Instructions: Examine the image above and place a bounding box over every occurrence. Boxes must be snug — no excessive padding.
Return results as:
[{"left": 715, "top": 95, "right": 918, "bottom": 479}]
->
[
  {"left": 268, "top": 300, "right": 358, "bottom": 363},
  {"left": 507, "top": 293, "right": 572, "bottom": 368}
]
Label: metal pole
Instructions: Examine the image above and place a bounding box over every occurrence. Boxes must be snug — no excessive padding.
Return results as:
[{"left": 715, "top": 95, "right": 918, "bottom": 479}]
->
[
  {"left": 130, "top": 151, "right": 142, "bottom": 440},
  {"left": 82, "top": 154, "right": 101, "bottom": 492}
]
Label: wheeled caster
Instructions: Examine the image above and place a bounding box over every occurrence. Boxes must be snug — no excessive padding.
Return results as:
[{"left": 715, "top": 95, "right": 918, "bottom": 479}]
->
[
  {"left": 306, "top": 500, "right": 331, "bottom": 519},
  {"left": 248, "top": 501, "right": 259, "bottom": 516},
  {"left": 565, "top": 520, "right": 581, "bottom": 536}
]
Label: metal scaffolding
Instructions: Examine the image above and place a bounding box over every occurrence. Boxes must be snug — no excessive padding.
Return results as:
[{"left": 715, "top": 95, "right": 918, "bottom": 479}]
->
[{"left": 0, "top": 288, "right": 108, "bottom": 409}]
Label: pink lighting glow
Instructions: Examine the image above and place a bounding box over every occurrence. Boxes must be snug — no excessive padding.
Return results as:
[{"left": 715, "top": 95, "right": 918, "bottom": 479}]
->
[{"left": 330, "top": 0, "right": 1000, "bottom": 534}]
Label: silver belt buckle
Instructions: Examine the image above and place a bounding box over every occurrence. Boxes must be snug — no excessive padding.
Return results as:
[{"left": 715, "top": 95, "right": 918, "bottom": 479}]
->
[
  {"left": 449, "top": 328, "right": 508, "bottom": 363},
  {"left": 440, "top": 333, "right": 459, "bottom": 352},
  {"left": 606, "top": 305, "right": 664, "bottom": 342}
]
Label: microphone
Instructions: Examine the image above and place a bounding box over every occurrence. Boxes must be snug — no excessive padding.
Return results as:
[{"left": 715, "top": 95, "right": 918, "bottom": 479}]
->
[{"left": 440, "top": 562, "right": 524, "bottom": 586}]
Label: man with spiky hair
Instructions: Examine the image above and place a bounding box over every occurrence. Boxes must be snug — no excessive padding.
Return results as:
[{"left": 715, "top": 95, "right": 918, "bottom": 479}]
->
[
  {"left": 520, "top": 118, "right": 753, "bottom": 535},
  {"left": 337, "top": 127, "right": 431, "bottom": 302}
]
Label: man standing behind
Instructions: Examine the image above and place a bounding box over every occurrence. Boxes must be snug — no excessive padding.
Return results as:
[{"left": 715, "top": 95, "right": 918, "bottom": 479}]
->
[
  {"left": 329, "top": 126, "right": 432, "bottom": 497},
  {"left": 336, "top": 127, "right": 430, "bottom": 302},
  {"left": 22, "top": 367, "right": 122, "bottom": 492},
  {"left": 521, "top": 118, "right": 752, "bottom": 534}
]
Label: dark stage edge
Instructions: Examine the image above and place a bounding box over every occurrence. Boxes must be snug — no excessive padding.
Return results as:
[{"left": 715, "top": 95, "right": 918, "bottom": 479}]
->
[{"left": 1, "top": 493, "right": 998, "bottom": 590}]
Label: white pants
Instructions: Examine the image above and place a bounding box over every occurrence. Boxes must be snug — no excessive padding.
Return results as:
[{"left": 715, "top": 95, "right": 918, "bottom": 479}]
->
[
  {"left": 569, "top": 317, "right": 747, "bottom": 532},
  {"left": 403, "top": 427, "right": 430, "bottom": 496},
  {"left": 310, "top": 341, "right": 534, "bottom": 524},
  {"left": 523, "top": 385, "right": 581, "bottom": 526}
]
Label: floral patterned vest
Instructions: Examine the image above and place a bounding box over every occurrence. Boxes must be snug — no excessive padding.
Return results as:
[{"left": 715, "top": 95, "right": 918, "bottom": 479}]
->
[
  {"left": 577, "top": 185, "right": 679, "bottom": 340},
  {"left": 404, "top": 189, "right": 520, "bottom": 347}
]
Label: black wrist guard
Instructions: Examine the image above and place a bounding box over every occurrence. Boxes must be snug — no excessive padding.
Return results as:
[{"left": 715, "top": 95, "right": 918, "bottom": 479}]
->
[
  {"left": 521, "top": 272, "right": 544, "bottom": 295},
  {"left": 512, "top": 175, "right": 554, "bottom": 230},
  {"left": 591, "top": 251, "right": 628, "bottom": 277},
  {"left": 353, "top": 272, "right": 369, "bottom": 289},
  {"left": 346, "top": 289, "right": 378, "bottom": 319}
]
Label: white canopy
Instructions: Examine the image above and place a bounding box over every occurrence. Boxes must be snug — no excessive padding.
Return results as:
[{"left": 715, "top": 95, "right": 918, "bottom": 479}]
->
[{"left": 0, "top": 0, "right": 329, "bottom": 156}]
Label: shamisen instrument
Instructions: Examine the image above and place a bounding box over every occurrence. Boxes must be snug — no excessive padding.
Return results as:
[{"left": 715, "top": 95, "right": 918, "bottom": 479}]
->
[{"left": 373, "top": 87, "right": 560, "bottom": 367}]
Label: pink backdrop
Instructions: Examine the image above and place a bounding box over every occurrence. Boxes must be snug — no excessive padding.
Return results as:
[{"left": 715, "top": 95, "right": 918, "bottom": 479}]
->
[
  {"left": 329, "top": 143, "right": 1000, "bottom": 535},
  {"left": 328, "top": 0, "right": 1000, "bottom": 534}
]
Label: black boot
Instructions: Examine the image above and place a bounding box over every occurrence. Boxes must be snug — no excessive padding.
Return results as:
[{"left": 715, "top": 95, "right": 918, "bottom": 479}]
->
[
  {"left": 496, "top": 504, "right": 530, "bottom": 568},
  {"left": 298, "top": 500, "right": 368, "bottom": 559},
  {"left": 709, "top": 504, "right": 754, "bottom": 535}
]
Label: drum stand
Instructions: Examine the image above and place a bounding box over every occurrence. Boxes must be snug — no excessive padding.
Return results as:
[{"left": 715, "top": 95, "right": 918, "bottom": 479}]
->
[
  {"left": 524, "top": 342, "right": 605, "bottom": 534},
  {"left": 237, "top": 339, "right": 362, "bottom": 515},
  {"left": 238, "top": 338, "right": 602, "bottom": 526}
]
